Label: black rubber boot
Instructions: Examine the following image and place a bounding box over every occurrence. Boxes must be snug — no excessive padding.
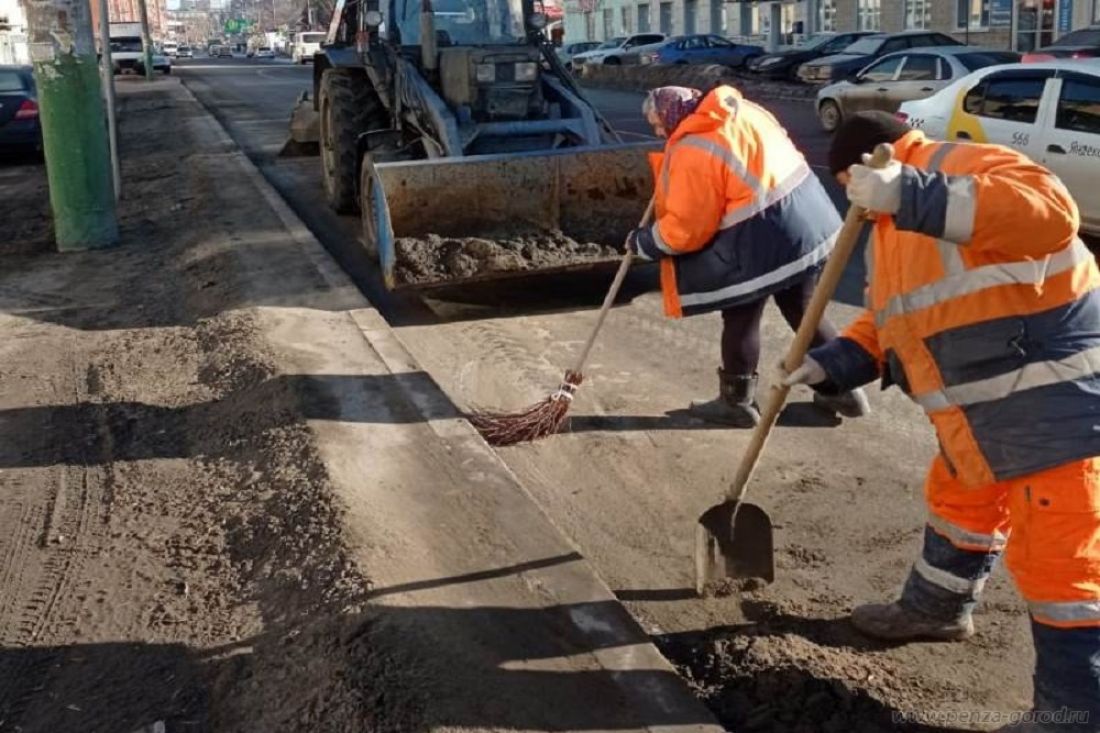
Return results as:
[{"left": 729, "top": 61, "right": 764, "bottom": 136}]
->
[
  {"left": 689, "top": 369, "right": 760, "bottom": 428},
  {"left": 851, "top": 601, "right": 974, "bottom": 642},
  {"left": 813, "top": 387, "right": 871, "bottom": 418}
]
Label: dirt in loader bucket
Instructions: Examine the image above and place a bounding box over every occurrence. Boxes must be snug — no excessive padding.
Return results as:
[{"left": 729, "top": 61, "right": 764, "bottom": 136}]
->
[
  {"left": 366, "top": 142, "right": 661, "bottom": 291},
  {"left": 393, "top": 225, "right": 621, "bottom": 286}
]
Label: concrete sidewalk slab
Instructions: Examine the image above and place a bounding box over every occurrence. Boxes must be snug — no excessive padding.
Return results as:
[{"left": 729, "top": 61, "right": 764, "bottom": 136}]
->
[{"left": 171, "top": 77, "right": 723, "bottom": 730}]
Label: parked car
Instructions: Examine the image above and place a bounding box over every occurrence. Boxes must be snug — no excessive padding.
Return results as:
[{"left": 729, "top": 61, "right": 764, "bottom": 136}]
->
[
  {"left": 1022, "top": 25, "right": 1100, "bottom": 62},
  {"left": 572, "top": 33, "right": 665, "bottom": 66},
  {"left": 748, "top": 31, "right": 876, "bottom": 80},
  {"left": 899, "top": 58, "right": 1100, "bottom": 234},
  {"left": 556, "top": 41, "right": 599, "bottom": 70},
  {"left": 109, "top": 34, "right": 172, "bottom": 74},
  {"left": 798, "top": 30, "right": 962, "bottom": 84},
  {"left": 632, "top": 34, "right": 763, "bottom": 68},
  {"left": 292, "top": 32, "right": 327, "bottom": 64},
  {"left": 213, "top": 45, "right": 233, "bottom": 58},
  {"left": 0, "top": 65, "right": 39, "bottom": 154},
  {"left": 816, "top": 46, "right": 1020, "bottom": 132},
  {"left": 176, "top": 44, "right": 193, "bottom": 58},
  {"left": 255, "top": 46, "right": 275, "bottom": 59},
  {"left": 142, "top": 52, "right": 172, "bottom": 74}
]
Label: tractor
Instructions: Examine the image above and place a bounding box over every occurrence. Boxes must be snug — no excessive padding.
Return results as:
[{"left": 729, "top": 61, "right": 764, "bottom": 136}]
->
[{"left": 287, "top": 0, "right": 656, "bottom": 290}]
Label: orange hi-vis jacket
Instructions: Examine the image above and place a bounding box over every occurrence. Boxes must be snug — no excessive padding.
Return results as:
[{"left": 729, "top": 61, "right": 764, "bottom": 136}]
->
[
  {"left": 633, "top": 86, "right": 841, "bottom": 318},
  {"left": 809, "top": 129, "right": 1100, "bottom": 487}
]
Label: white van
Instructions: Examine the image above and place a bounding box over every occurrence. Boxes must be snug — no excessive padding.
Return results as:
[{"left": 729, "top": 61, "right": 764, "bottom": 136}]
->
[
  {"left": 163, "top": 40, "right": 179, "bottom": 57},
  {"left": 292, "top": 32, "right": 326, "bottom": 64}
]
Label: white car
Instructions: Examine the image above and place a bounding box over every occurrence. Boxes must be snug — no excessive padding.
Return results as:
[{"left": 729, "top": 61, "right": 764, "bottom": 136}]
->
[
  {"left": 255, "top": 46, "right": 275, "bottom": 59},
  {"left": 292, "top": 32, "right": 326, "bottom": 64},
  {"left": 556, "top": 40, "right": 599, "bottom": 70},
  {"left": 571, "top": 33, "right": 665, "bottom": 66},
  {"left": 900, "top": 58, "right": 1100, "bottom": 234},
  {"left": 815, "top": 46, "right": 1020, "bottom": 132}
]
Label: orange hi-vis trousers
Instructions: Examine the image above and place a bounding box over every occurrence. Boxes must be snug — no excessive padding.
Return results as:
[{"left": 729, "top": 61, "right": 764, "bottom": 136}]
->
[{"left": 899, "top": 456, "right": 1100, "bottom": 728}]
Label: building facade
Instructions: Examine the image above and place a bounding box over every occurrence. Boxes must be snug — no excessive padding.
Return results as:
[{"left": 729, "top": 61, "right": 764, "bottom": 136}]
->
[
  {"left": 90, "top": 0, "right": 170, "bottom": 39},
  {"left": 166, "top": 8, "right": 215, "bottom": 41},
  {"left": 0, "top": 0, "right": 28, "bottom": 64},
  {"left": 564, "top": 0, "right": 1100, "bottom": 54}
]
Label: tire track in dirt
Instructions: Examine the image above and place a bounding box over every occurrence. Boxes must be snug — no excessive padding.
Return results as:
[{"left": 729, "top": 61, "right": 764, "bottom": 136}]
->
[{"left": 0, "top": 352, "right": 115, "bottom": 729}]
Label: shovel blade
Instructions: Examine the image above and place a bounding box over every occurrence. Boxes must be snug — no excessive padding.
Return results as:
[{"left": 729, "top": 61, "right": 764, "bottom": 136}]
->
[{"left": 694, "top": 501, "right": 775, "bottom": 595}]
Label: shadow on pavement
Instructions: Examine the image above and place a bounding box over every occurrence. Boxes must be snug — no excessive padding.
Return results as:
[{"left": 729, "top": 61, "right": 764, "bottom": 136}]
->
[
  {"left": 564, "top": 401, "right": 841, "bottom": 434},
  {"left": 0, "top": 600, "right": 722, "bottom": 732}
]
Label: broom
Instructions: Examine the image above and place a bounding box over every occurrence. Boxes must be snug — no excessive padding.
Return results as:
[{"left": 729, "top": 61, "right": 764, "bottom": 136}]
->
[{"left": 468, "top": 197, "right": 657, "bottom": 446}]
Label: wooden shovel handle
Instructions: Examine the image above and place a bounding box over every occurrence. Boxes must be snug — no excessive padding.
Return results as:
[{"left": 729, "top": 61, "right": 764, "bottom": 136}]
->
[{"left": 725, "top": 143, "right": 894, "bottom": 503}]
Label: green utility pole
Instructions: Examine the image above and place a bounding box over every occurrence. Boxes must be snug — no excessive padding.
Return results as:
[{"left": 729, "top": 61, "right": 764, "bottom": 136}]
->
[
  {"left": 25, "top": 0, "right": 119, "bottom": 250},
  {"left": 137, "top": 0, "right": 154, "bottom": 80}
]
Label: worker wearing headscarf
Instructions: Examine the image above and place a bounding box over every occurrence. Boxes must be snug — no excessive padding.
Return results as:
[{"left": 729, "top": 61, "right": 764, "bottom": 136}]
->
[
  {"left": 627, "top": 85, "right": 869, "bottom": 427},
  {"left": 784, "top": 111, "right": 1100, "bottom": 729}
]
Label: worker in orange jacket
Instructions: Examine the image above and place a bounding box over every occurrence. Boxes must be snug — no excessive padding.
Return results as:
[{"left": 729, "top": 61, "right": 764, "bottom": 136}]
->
[
  {"left": 626, "top": 85, "right": 869, "bottom": 427},
  {"left": 783, "top": 111, "right": 1100, "bottom": 729}
]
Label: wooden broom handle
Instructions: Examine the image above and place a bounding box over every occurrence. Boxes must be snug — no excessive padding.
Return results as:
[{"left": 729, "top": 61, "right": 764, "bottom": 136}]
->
[
  {"left": 725, "top": 142, "right": 894, "bottom": 503},
  {"left": 569, "top": 196, "right": 657, "bottom": 375}
]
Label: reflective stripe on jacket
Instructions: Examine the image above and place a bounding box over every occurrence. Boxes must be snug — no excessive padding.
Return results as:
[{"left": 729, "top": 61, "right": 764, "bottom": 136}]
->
[
  {"left": 634, "top": 86, "right": 841, "bottom": 318},
  {"left": 811, "top": 129, "right": 1100, "bottom": 487}
]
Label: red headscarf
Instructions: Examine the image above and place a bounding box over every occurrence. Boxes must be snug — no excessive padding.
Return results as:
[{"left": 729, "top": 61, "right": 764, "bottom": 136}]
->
[{"left": 645, "top": 86, "right": 704, "bottom": 134}]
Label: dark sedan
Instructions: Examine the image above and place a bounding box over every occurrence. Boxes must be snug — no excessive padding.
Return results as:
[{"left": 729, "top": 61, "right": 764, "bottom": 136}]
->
[
  {"left": 797, "top": 30, "right": 962, "bottom": 84},
  {"left": 747, "top": 31, "right": 875, "bottom": 80},
  {"left": 0, "top": 66, "right": 39, "bottom": 154},
  {"left": 1022, "top": 25, "right": 1100, "bottom": 61},
  {"left": 634, "top": 34, "right": 764, "bottom": 68}
]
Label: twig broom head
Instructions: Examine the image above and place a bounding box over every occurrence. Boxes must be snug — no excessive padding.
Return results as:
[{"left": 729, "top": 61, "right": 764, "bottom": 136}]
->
[{"left": 467, "top": 370, "right": 584, "bottom": 446}]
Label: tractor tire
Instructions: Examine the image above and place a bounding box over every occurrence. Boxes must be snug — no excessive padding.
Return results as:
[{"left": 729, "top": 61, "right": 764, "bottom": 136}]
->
[
  {"left": 319, "top": 68, "right": 385, "bottom": 214},
  {"left": 359, "top": 156, "right": 381, "bottom": 261}
]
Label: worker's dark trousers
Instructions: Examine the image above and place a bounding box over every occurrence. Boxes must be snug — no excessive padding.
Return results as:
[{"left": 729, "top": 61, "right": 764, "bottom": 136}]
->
[
  {"left": 720, "top": 273, "right": 838, "bottom": 375},
  {"left": 900, "top": 528, "right": 1100, "bottom": 732}
]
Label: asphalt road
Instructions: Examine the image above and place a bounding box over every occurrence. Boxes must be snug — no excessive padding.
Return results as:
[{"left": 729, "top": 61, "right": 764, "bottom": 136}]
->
[{"left": 175, "top": 56, "right": 865, "bottom": 318}]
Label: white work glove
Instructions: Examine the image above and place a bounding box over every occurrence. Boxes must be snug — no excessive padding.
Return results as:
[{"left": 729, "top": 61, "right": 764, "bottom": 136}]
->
[
  {"left": 778, "top": 355, "right": 827, "bottom": 387},
  {"left": 846, "top": 153, "right": 904, "bottom": 215}
]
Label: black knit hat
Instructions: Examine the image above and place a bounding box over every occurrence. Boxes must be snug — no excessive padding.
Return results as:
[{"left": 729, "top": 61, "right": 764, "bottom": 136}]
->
[{"left": 828, "top": 111, "right": 911, "bottom": 176}]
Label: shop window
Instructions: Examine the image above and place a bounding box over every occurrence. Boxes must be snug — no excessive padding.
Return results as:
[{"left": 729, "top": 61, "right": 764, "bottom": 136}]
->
[
  {"left": 957, "top": 0, "right": 990, "bottom": 30},
  {"left": 905, "top": 0, "right": 932, "bottom": 29},
  {"left": 857, "top": 0, "right": 880, "bottom": 31}
]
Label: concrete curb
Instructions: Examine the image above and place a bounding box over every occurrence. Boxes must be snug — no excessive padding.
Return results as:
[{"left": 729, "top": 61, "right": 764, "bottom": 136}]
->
[{"left": 173, "top": 76, "right": 724, "bottom": 731}]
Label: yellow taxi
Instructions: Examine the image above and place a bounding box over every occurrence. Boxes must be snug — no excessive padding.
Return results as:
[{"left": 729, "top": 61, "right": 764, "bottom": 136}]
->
[{"left": 899, "top": 58, "right": 1100, "bottom": 234}]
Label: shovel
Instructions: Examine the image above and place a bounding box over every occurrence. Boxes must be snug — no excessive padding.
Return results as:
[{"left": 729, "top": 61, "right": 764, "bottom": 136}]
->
[{"left": 694, "top": 142, "right": 895, "bottom": 596}]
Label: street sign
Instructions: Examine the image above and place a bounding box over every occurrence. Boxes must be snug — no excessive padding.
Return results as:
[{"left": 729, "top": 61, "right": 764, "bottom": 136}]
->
[
  {"left": 223, "top": 18, "right": 252, "bottom": 34},
  {"left": 1059, "top": 0, "right": 1073, "bottom": 34},
  {"left": 990, "top": 0, "right": 1012, "bottom": 28}
]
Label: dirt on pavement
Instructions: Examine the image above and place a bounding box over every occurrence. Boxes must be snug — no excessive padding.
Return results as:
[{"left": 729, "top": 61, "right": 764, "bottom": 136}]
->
[
  {"left": 0, "top": 72, "right": 1036, "bottom": 731},
  {"left": 0, "top": 80, "right": 422, "bottom": 732},
  {"left": 0, "top": 153, "right": 52, "bottom": 255},
  {"left": 394, "top": 285, "right": 1034, "bottom": 730},
  {"left": 394, "top": 227, "right": 620, "bottom": 286}
]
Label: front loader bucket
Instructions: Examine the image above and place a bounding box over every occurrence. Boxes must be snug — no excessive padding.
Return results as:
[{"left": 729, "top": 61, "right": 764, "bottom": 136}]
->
[
  {"left": 363, "top": 142, "right": 660, "bottom": 291},
  {"left": 279, "top": 91, "right": 320, "bottom": 157}
]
